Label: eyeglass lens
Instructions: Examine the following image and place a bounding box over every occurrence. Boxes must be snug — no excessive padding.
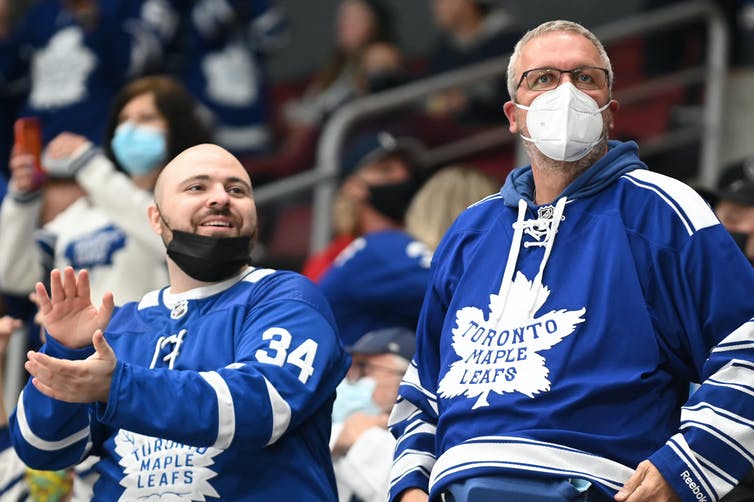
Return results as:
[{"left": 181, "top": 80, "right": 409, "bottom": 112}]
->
[{"left": 523, "top": 67, "right": 607, "bottom": 91}]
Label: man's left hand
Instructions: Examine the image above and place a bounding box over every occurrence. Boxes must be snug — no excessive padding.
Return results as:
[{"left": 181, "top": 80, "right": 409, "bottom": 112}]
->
[
  {"left": 615, "top": 460, "right": 680, "bottom": 502},
  {"left": 25, "top": 329, "right": 116, "bottom": 403}
]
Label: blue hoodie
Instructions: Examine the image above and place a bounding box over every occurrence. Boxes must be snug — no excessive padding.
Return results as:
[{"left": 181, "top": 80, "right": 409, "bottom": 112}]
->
[{"left": 389, "top": 140, "right": 754, "bottom": 502}]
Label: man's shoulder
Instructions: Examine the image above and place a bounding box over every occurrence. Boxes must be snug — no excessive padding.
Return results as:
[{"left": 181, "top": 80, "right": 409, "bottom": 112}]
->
[
  {"left": 616, "top": 169, "right": 719, "bottom": 236},
  {"left": 235, "top": 267, "right": 332, "bottom": 309},
  {"left": 447, "top": 191, "right": 506, "bottom": 236}
]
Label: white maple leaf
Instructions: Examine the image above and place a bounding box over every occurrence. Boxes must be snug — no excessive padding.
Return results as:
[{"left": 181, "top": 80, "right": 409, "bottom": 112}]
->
[
  {"left": 438, "top": 271, "right": 586, "bottom": 408},
  {"left": 114, "top": 429, "right": 221, "bottom": 501},
  {"left": 30, "top": 27, "right": 95, "bottom": 109}
]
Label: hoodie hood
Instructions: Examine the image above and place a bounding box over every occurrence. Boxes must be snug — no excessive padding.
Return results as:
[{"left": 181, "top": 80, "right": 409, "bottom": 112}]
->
[
  {"left": 500, "top": 140, "right": 647, "bottom": 208},
  {"left": 492, "top": 140, "right": 647, "bottom": 325}
]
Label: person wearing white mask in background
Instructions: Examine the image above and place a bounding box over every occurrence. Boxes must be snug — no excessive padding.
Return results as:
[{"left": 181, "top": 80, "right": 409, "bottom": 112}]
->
[
  {"left": 331, "top": 327, "right": 415, "bottom": 502},
  {"left": 0, "top": 76, "right": 212, "bottom": 306},
  {"left": 389, "top": 20, "right": 754, "bottom": 502}
]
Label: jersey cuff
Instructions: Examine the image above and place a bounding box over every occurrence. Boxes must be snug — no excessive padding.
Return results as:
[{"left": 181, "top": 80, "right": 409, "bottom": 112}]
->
[
  {"left": 42, "top": 333, "right": 95, "bottom": 360},
  {"left": 96, "top": 360, "right": 125, "bottom": 424},
  {"left": 649, "top": 441, "right": 711, "bottom": 502}
]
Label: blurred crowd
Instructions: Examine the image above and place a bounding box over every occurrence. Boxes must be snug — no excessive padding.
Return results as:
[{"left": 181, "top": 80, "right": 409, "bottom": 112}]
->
[{"left": 1, "top": 0, "right": 754, "bottom": 500}]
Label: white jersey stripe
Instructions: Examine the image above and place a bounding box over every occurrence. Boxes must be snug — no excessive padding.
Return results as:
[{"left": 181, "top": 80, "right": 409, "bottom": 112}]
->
[
  {"left": 624, "top": 170, "right": 719, "bottom": 234},
  {"left": 390, "top": 449, "right": 436, "bottom": 488},
  {"left": 712, "top": 320, "right": 754, "bottom": 353},
  {"left": 200, "top": 371, "right": 236, "bottom": 450},
  {"left": 429, "top": 436, "right": 634, "bottom": 492},
  {"left": 667, "top": 434, "right": 722, "bottom": 496},
  {"left": 263, "top": 376, "right": 291, "bottom": 445},
  {"left": 15, "top": 390, "right": 90, "bottom": 451},
  {"left": 682, "top": 403, "right": 754, "bottom": 464}
]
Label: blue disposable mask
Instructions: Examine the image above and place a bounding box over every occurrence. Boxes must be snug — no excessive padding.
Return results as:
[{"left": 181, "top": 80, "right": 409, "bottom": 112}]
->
[
  {"left": 111, "top": 122, "right": 167, "bottom": 175},
  {"left": 332, "top": 377, "right": 380, "bottom": 423}
]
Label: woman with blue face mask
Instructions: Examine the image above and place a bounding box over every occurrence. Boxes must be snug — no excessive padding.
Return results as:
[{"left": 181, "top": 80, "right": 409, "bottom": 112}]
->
[{"left": 0, "top": 76, "right": 212, "bottom": 306}]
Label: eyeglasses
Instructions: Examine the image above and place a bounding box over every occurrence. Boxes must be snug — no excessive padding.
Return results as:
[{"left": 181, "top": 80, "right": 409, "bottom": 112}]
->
[
  {"left": 516, "top": 66, "right": 610, "bottom": 91},
  {"left": 349, "top": 360, "right": 406, "bottom": 380}
]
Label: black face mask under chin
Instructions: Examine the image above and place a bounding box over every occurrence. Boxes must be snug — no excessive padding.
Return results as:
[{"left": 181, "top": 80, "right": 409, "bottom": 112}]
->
[
  {"left": 367, "top": 179, "right": 420, "bottom": 223},
  {"left": 166, "top": 229, "right": 252, "bottom": 282}
]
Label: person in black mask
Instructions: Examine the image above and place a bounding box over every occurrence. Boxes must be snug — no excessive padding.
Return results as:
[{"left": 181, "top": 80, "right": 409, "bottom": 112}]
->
[
  {"left": 318, "top": 131, "right": 432, "bottom": 347},
  {"left": 10, "top": 143, "right": 351, "bottom": 501},
  {"left": 701, "top": 158, "right": 754, "bottom": 266}
]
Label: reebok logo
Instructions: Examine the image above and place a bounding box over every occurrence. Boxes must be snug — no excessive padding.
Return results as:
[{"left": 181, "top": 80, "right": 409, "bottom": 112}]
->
[{"left": 681, "top": 470, "right": 708, "bottom": 501}]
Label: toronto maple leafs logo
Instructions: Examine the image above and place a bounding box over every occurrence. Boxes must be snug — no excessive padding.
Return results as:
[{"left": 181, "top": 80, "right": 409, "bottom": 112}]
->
[
  {"left": 438, "top": 271, "right": 585, "bottom": 409},
  {"left": 115, "top": 429, "right": 221, "bottom": 501}
]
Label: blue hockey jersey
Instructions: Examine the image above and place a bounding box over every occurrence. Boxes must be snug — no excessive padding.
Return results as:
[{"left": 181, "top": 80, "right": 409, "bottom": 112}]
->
[
  {"left": 319, "top": 229, "right": 432, "bottom": 347},
  {"left": 0, "top": 0, "right": 175, "bottom": 144},
  {"left": 389, "top": 141, "right": 754, "bottom": 502},
  {"left": 10, "top": 267, "right": 350, "bottom": 501},
  {"left": 177, "top": 0, "right": 288, "bottom": 155}
]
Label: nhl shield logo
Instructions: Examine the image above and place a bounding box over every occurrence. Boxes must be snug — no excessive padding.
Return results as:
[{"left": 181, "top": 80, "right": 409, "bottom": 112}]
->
[{"left": 171, "top": 300, "right": 188, "bottom": 320}]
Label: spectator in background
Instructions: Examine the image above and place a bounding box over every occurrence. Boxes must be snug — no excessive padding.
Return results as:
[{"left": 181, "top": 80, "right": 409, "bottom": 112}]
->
[
  {"left": 424, "top": 0, "right": 521, "bottom": 125},
  {"left": 0, "top": 75, "right": 211, "bottom": 306},
  {"left": 0, "top": 315, "right": 97, "bottom": 501},
  {"left": 173, "top": 0, "right": 289, "bottom": 157},
  {"left": 0, "top": 0, "right": 27, "bottom": 183},
  {"left": 283, "top": 0, "right": 393, "bottom": 129},
  {"left": 700, "top": 158, "right": 754, "bottom": 265},
  {"left": 0, "top": 0, "right": 176, "bottom": 145},
  {"left": 331, "top": 327, "right": 416, "bottom": 502},
  {"left": 405, "top": 164, "right": 498, "bottom": 251},
  {"left": 248, "top": 0, "right": 396, "bottom": 183},
  {"left": 318, "top": 132, "right": 431, "bottom": 347}
]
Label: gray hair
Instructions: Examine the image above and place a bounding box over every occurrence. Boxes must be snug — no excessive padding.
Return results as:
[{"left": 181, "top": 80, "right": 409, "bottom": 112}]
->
[{"left": 506, "top": 20, "right": 613, "bottom": 100}]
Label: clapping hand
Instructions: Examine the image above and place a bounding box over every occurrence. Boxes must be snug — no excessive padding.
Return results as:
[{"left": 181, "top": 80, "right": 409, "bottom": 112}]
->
[
  {"left": 26, "top": 267, "right": 117, "bottom": 403},
  {"left": 35, "top": 267, "right": 113, "bottom": 349},
  {"left": 25, "top": 329, "right": 116, "bottom": 403}
]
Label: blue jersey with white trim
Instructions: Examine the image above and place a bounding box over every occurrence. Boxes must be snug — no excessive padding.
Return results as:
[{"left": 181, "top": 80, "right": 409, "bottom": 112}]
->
[
  {"left": 10, "top": 267, "right": 350, "bottom": 501},
  {"left": 319, "top": 229, "right": 432, "bottom": 347},
  {"left": 389, "top": 141, "right": 754, "bottom": 502},
  {"left": 0, "top": 0, "right": 176, "bottom": 144}
]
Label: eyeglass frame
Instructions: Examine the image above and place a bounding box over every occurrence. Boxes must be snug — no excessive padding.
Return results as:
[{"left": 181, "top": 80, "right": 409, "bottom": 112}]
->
[
  {"left": 348, "top": 359, "right": 407, "bottom": 380},
  {"left": 515, "top": 66, "right": 611, "bottom": 92}
]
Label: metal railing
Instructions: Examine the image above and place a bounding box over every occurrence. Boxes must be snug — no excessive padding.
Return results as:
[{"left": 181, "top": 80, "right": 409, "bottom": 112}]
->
[{"left": 253, "top": 0, "right": 727, "bottom": 254}]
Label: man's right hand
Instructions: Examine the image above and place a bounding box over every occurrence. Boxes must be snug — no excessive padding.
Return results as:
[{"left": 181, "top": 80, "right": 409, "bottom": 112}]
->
[
  {"left": 398, "top": 488, "right": 429, "bottom": 502},
  {"left": 35, "top": 267, "right": 114, "bottom": 349}
]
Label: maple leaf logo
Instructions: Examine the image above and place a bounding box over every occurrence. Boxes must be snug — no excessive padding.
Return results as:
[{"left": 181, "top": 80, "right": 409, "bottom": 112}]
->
[
  {"left": 437, "top": 271, "right": 586, "bottom": 408},
  {"left": 115, "top": 429, "right": 221, "bottom": 501}
]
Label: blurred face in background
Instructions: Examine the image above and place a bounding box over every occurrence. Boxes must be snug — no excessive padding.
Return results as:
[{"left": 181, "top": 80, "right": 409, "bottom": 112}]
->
[
  {"left": 342, "top": 155, "right": 412, "bottom": 206},
  {"left": 715, "top": 199, "right": 754, "bottom": 263},
  {"left": 431, "top": 0, "right": 472, "bottom": 31},
  {"left": 348, "top": 353, "right": 408, "bottom": 413},
  {"left": 112, "top": 92, "right": 169, "bottom": 190},
  {"left": 118, "top": 92, "right": 168, "bottom": 131},
  {"left": 337, "top": 0, "right": 378, "bottom": 54}
]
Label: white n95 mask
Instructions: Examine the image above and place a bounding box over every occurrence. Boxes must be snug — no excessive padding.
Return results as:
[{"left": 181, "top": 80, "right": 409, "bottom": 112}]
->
[{"left": 516, "top": 82, "right": 609, "bottom": 162}]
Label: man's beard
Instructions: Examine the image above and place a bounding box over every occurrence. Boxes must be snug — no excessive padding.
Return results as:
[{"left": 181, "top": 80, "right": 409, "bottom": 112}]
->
[{"left": 520, "top": 116, "right": 610, "bottom": 177}]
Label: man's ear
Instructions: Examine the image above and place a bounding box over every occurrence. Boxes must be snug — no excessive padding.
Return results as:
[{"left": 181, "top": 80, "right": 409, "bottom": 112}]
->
[
  {"left": 607, "top": 99, "right": 620, "bottom": 130},
  {"left": 147, "top": 203, "right": 162, "bottom": 236},
  {"left": 503, "top": 100, "right": 519, "bottom": 134}
]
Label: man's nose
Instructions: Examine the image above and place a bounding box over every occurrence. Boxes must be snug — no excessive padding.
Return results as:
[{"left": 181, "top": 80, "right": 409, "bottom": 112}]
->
[
  {"left": 559, "top": 71, "right": 575, "bottom": 86},
  {"left": 207, "top": 185, "right": 230, "bottom": 207}
]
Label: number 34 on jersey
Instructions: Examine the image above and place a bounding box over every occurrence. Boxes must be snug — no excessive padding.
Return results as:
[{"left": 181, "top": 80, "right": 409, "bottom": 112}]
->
[{"left": 255, "top": 327, "right": 319, "bottom": 384}]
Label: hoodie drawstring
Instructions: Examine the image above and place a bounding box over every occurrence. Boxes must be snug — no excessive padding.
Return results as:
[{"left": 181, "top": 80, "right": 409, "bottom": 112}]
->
[{"left": 495, "top": 197, "right": 568, "bottom": 323}]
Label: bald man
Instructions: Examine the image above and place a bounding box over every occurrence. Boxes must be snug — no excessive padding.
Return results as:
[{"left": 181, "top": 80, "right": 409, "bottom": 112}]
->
[{"left": 9, "top": 144, "right": 350, "bottom": 501}]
